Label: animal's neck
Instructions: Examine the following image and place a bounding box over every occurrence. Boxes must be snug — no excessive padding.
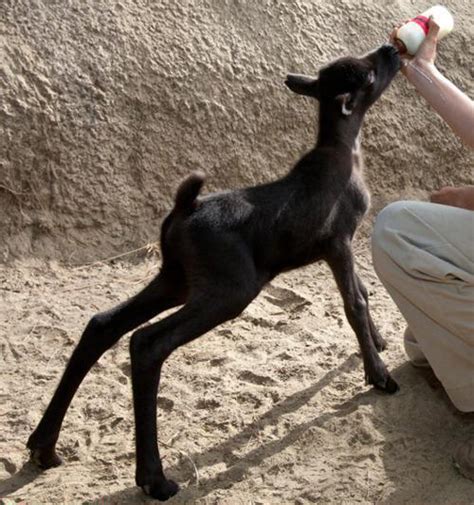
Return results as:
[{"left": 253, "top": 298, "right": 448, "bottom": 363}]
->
[{"left": 316, "top": 104, "right": 364, "bottom": 152}]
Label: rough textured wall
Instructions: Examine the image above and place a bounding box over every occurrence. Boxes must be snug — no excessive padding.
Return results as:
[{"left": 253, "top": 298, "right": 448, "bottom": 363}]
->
[{"left": 1, "top": 0, "right": 473, "bottom": 263}]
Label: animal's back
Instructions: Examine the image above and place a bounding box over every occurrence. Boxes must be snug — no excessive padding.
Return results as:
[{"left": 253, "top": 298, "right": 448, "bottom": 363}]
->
[{"left": 162, "top": 146, "right": 369, "bottom": 276}]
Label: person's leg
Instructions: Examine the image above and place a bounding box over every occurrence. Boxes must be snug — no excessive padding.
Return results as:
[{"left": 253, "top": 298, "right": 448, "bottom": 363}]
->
[
  {"left": 372, "top": 200, "right": 474, "bottom": 481},
  {"left": 403, "top": 327, "right": 431, "bottom": 368},
  {"left": 371, "top": 200, "right": 474, "bottom": 412},
  {"left": 454, "top": 441, "right": 474, "bottom": 480}
]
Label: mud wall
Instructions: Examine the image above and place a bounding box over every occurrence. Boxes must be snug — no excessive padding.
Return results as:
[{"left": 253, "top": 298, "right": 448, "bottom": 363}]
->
[{"left": 1, "top": 0, "right": 473, "bottom": 263}]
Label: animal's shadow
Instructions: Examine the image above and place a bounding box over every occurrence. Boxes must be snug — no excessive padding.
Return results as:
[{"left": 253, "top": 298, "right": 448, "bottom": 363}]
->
[
  {"left": 85, "top": 359, "right": 474, "bottom": 504},
  {"left": 0, "top": 460, "right": 43, "bottom": 498},
  {"left": 2, "top": 357, "right": 472, "bottom": 504}
]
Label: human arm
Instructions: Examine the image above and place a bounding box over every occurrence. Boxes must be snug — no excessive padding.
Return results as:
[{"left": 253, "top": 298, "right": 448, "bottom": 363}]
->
[
  {"left": 395, "top": 19, "right": 474, "bottom": 148},
  {"left": 391, "top": 19, "right": 474, "bottom": 210}
]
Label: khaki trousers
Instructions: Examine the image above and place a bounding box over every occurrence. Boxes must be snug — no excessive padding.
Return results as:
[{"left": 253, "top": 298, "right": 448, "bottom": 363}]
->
[{"left": 372, "top": 201, "right": 474, "bottom": 412}]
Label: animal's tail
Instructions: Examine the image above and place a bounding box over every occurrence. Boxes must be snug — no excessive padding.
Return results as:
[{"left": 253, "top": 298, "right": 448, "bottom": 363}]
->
[{"left": 173, "top": 171, "right": 205, "bottom": 213}]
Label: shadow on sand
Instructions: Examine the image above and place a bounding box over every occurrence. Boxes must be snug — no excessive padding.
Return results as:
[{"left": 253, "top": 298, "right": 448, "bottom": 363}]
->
[
  {"left": 86, "top": 357, "right": 473, "bottom": 504},
  {"left": 0, "top": 460, "right": 43, "bottom": 498},
  {"left": 3, "top": 355, "right": 472, "bottom": 504}
]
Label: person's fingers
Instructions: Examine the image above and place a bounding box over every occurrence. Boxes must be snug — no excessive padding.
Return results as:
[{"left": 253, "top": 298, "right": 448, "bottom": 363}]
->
[
  {"left": 413, "top": 16, "right": 439, "bottom": 64},
  {"left": 421, "top": 17, "right": 440, "bottom": 52},
  {"left": 440, "top": 186, "right": 456, "bottom": 192},
  {"left": 389, "top": 28, "right": 397, "bottom": 43},
  {"left": 430, "top": 192, "right": 441, "bottom": 203},
  {"left": 430, "top": 187, "right": 457, "bottom": 205},
  {"left": 426, "top": 17, "right": 441, "bottom": 40},
  {"left": 430, "top": 193, "right": 449, "bottom": 205},
  {"left": 430, "top": 187, "right": 447, "bottom": 202}
]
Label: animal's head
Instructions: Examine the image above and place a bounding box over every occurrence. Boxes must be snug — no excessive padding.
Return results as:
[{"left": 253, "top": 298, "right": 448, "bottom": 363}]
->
[{"left": 285, "top": 44, "right": 400, "bottom": 117}]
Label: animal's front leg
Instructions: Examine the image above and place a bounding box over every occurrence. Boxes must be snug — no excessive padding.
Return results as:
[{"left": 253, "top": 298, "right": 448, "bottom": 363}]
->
[
  {"left": 355, "top": 274, "right": 387, "bottom": 352},
  {"left": 326, "top": 241, "right": 398, "bottom": 393}
]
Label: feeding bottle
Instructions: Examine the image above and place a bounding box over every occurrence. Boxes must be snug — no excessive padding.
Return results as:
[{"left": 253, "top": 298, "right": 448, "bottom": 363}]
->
[{"left": 394, "top": 5, "right": 454, "bottom": 55}]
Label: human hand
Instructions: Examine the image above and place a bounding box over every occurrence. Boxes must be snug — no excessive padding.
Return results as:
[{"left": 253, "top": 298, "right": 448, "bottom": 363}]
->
[
  {"left": 430, "top": 186, "right": 474, "bottom": 211},
  {"left": 390, "top": 17, "right": 440, "bottom": 75},
  {"left": 412, "top": 17, "right": 440, "bottom": 67}
]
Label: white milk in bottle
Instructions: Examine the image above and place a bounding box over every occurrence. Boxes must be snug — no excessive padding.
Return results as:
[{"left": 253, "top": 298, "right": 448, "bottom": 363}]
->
[{"left": 394, "top": 5, "right": 454, "bottom": 55}]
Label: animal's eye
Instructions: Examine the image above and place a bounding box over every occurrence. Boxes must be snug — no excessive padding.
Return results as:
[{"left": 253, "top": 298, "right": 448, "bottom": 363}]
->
[{"left": 367, "top": 70, "right": 376, "bottom": 86}]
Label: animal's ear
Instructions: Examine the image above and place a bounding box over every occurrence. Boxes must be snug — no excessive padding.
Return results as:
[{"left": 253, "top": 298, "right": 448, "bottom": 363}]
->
[
  {"left": 285, "top": 74, "right": 320, "bottom": 99},
  {"left": 335, "top": 91, "right": 359, "bottom": 116}
]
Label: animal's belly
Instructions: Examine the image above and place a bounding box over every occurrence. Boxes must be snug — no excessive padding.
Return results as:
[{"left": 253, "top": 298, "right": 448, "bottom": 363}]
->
[{"left": 257, "top": 234, "right": 326, "bottom": 275}]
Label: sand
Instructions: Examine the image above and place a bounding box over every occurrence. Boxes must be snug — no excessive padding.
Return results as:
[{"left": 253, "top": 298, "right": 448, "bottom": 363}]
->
[{"left": 1, "top": 245, "right": 473, "bottom": 504}]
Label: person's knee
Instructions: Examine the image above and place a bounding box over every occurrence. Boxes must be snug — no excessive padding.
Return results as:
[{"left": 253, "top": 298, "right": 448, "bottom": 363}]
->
[{"left": 372, "top": 201, "right": 412, "bottom": 266}]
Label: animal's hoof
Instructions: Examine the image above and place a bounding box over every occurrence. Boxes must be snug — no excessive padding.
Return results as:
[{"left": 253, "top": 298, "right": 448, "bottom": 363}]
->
[
  {"left": 371, "top": 374, "right": 399, "bottom": 394},
  {"left": 374, "top": 337, "right": 388, "bottom": 352},
  {"left": 29, "top": 447, "right": 63, "bottom": 469},
  {"left": 142, "top": 479, "right": 180, "bottom": 501}
]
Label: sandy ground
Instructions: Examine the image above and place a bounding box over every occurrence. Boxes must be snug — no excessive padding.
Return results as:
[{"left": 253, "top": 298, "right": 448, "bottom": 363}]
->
[{"left": 1, "top": 244, "right": 473, "bottom": 504}]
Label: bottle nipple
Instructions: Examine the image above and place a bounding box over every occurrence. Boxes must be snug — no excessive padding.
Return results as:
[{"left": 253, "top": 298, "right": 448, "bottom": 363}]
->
[{"left": 392, "top": 38, "right": 407, "bottom": 55}]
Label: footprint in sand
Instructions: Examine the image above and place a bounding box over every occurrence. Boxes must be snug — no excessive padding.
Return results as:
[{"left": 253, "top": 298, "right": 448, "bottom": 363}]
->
[
  {"left": 0, "top": 457, "right": 17, "bottom": 476},
  {"left": 196, "top": 398, "right": 220, "bottom": 409},
  {"left": 235, "top": 391, "right": 263, "bottom": 408},
  {"left": 263, "top": 285, "right": 311, "bottom": 312},
  {"left": 238, "top": 370, "right": 277, "bottom": 386},
  {"left": 157, "top": 397, "right": 174, "bottom": 411},
  {"left": 209, "top": 356, "right": 231, "bottom": 367},
  {"left": 117, "top": 361, "right": 132, "bottom": 382}
]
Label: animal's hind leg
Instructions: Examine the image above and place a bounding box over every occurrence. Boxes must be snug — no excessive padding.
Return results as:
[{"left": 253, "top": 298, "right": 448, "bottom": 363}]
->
[
  {"left": 129, "top": 283, "right": 257, "bottom": 501},
  {"left": 129, "top": 234, "right": 261, "bottom": 500},
  {"left": 355, "top": 274, "right": 387, "bottom": 352},
  {"left": 27, "top": 267, "right": 186, "bottom": 469}
]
